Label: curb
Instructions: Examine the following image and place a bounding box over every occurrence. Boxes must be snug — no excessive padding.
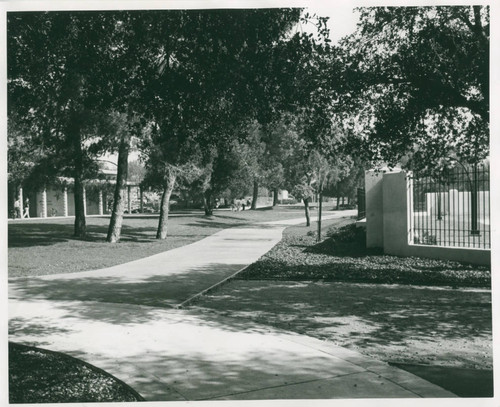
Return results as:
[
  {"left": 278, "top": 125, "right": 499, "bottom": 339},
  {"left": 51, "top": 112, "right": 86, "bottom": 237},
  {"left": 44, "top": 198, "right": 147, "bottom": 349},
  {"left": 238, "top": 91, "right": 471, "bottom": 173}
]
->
[{"left": 175, "top": 262, "right": 263, "bottom": 309}]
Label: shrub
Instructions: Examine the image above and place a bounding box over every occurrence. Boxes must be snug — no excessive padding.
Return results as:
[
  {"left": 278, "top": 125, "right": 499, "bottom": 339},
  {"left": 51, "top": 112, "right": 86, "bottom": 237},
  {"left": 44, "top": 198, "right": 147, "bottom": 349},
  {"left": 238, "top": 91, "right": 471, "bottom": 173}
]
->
[{"left": 326, "top": 223, "right": 366, "bottom": 246}]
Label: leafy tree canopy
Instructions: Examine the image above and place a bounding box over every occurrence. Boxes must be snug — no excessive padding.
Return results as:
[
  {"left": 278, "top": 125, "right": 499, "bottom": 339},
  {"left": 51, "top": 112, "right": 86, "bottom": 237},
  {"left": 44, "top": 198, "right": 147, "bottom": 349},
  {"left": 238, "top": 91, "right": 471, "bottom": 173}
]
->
[{"left": 335, "top": 6, "right": 489, "bottom": 172}]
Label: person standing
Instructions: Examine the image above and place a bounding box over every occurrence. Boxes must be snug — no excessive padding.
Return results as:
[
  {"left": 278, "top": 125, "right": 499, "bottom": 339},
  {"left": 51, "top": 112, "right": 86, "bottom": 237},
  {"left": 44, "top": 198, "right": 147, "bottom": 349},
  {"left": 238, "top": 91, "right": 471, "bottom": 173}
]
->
[
  {"left": 14, "top": 198, "right": 21, "bottom": 219},
  {"left": 23, "top": 198, "right": 30, "bottom": 218}
]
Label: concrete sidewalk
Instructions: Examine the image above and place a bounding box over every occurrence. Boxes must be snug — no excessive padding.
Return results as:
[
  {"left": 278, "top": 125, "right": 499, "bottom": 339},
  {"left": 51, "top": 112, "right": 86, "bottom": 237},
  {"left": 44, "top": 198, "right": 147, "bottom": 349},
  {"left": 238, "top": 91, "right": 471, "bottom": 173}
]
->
[{"left": 8, "top": 210, "right": 456, "bottom": 400}]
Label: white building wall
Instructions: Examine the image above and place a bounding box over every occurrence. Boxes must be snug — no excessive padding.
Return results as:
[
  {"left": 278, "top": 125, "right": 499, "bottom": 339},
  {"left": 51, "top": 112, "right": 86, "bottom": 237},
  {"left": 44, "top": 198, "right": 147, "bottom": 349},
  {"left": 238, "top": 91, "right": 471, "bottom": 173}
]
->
[{"left": 364, "top": 170, "right": 490, "bottom": 266}]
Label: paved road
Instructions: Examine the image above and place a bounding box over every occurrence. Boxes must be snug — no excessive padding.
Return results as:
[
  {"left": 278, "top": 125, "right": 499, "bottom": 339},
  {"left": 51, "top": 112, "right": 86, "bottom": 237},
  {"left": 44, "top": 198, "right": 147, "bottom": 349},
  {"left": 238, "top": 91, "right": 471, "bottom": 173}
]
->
[{"left": 9, "top": 210, "right": 455, "bottom": 400}]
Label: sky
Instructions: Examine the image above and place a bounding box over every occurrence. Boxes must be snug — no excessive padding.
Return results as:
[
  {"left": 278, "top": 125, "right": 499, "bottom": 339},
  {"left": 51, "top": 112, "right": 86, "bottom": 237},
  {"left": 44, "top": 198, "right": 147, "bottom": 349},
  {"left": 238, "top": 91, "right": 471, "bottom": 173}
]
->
[{"left": 303, "top": 3, "right": 360, "bottom": 43}]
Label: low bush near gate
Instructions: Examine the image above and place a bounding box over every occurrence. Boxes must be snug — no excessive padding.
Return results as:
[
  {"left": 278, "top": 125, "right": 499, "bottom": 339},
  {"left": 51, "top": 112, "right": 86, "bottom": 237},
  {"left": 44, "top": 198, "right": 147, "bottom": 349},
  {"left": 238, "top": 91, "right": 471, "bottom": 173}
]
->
[
  {"left": 238, "top": 222, "right": 490, "bottom": 287},
  {"left": 9, "top": 342, "right": 144, "bottom": 403}
]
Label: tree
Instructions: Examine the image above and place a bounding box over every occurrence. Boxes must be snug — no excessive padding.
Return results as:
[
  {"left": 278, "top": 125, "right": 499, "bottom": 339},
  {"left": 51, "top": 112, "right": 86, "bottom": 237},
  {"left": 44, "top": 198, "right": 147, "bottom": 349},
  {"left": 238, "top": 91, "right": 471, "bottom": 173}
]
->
[
  {"left": 103, "top": 113, "right": 142, "bottom": 242},
  {"left": 336, "top": 6, "right": 489, "bottom": 171},
  {"left": 138, "top": 8, "right": 305, "bottom": 224},
  {"left": 8, "top": 12, "right": 123, "bottom": 237},
  {"left": 141, "top": 119, "right": 201, "bottom": 239},
  {"left": 326, "top": 156, "right": 367, "bottom": 209},
  {"left": 258, "top": 115, "right": 303, "bottom": 207}
]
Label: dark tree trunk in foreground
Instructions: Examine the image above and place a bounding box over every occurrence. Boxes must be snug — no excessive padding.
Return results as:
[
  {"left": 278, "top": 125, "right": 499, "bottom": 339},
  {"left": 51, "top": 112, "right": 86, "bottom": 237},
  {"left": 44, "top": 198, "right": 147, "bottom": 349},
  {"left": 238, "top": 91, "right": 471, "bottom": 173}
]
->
[
  {"left": 203, "top": 189, "right": 214, "bottom": 216},
  {"left": 73, "top": 173, "right": 86, "bottom": 238},
  {"left": 156, "top": 172, "right": 176, "bottom": 239},
  {"left": 106, "top": 137, "right": 129, "bottom": 243},
  {"left": 273, "top": 187, "right": 279, "bottom": 206},
  {"left": 251, "top": 179, "right": 258, "bottom": 210},
  {"left": 71, "top": 120, "right": 86, "bottom": 238},
  {"left": 304, "top": 197, "right": 311, "bottom": 227}
]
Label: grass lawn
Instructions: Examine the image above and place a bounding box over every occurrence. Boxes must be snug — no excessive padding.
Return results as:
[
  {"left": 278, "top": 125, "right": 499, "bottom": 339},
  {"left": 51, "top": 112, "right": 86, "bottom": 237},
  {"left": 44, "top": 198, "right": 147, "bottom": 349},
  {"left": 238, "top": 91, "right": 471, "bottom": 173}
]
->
[
  {"left": 9, "top": 342, "right": 144, "bottom": 403},
  {"left": 8, "top": 206, "right": 316, "bottom": 277}
]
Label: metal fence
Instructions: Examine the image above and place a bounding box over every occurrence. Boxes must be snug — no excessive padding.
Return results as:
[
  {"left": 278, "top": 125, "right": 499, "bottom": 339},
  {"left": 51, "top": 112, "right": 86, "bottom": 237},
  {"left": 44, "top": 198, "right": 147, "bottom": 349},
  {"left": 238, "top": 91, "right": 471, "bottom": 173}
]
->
[{"left": 408, "top": 164, "right": 490, "bottom": 249}]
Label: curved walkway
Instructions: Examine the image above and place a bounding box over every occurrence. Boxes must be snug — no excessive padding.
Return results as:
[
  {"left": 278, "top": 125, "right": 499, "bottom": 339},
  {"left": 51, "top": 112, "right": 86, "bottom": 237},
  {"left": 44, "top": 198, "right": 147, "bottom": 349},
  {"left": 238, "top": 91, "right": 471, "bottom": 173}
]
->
[{"left": 8, "top": 210, "right": 455, "bottom": 400}]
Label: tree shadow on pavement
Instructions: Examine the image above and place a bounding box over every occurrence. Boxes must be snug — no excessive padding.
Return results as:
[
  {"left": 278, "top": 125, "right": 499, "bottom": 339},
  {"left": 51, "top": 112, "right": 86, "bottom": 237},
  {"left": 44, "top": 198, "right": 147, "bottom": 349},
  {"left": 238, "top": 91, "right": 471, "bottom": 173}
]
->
[
  {"left": 9, "top": 263, "right": 247, "bottom": 310},
  {"left": 9, "top": 277, "right": 493, "bottom": 400},
  {"left": 188, "top": 280, "right": 492, "bottom": 369}
]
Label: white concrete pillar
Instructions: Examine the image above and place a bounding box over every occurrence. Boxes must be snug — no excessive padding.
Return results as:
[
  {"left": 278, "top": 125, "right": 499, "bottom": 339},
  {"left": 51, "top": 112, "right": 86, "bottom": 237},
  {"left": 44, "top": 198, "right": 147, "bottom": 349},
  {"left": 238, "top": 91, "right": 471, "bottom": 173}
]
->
[
  {"left": 19, "top": 187, "right": 24, "bottom": 219},
  {"left": 41, "top": 188, "right": 47, "bottom": 218},
  {"left": 365, "top": 170, "right": 384, "bottom": 248},
  {"left": 407, "top": 173, "right": 414, "bottom": 244},
  {"left": 99, "top": 189, "right": 104, "bottom": 215},
  {"left": 382, "top": 170, "right": 409, "bottom": 256},
  {"left": 63, "top": 186, "right": 69, "bottom": 217},
  {"left": 83, "top": 186, "right": 87, "bottom": 216}
]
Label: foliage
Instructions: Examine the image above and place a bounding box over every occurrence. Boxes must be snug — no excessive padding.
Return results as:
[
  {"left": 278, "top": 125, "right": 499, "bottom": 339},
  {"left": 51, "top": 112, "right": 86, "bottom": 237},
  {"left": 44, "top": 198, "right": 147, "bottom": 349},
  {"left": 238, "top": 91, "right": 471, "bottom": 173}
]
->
[
  {"left": 8, "top": 12, "right": 120, "bottom": 175},
  {"left": 127, "top": 159, "right": 146, "bottom": 184},
  {"left": 337, "top": 6, "right": 489, "bottom": 171},
  {"left": 326, "top": 156, "right": 367, "bottom": 202},
  {"left": 8, "top": 12, "right": 134, "bottom": 236}
]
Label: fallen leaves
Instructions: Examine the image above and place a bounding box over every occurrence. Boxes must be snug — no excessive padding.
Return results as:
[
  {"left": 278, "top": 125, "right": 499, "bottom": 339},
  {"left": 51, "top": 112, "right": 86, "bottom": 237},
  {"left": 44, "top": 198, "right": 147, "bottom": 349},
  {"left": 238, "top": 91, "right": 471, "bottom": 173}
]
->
[{"left": 239, "top": 223, "right": 490, "bottom": 288}]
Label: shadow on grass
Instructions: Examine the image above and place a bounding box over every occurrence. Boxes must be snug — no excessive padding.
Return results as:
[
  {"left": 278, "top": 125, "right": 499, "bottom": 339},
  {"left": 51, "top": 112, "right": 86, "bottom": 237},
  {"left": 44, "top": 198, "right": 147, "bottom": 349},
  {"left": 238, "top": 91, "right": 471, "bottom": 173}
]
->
[
  {"left": 8, "top": 225, "right": 158, "bottom": 247},
  {"left": 8, "top": 222, "right": 210, "bottom": 248}
]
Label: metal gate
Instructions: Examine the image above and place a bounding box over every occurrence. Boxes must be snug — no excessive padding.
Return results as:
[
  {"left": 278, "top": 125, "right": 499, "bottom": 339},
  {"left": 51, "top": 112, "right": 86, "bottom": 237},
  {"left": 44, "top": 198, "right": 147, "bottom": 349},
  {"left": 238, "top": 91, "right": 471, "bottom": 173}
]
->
[{"left": 408, "top": 164, "right": 490, "bottom": 249}]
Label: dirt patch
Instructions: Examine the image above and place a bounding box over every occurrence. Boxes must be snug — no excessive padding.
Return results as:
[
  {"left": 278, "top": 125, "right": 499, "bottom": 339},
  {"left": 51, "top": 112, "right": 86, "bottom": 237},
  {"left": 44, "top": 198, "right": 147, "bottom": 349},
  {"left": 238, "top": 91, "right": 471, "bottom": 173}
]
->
[{"left": 191, "top": 280, "right": 492, "bottom": 370}]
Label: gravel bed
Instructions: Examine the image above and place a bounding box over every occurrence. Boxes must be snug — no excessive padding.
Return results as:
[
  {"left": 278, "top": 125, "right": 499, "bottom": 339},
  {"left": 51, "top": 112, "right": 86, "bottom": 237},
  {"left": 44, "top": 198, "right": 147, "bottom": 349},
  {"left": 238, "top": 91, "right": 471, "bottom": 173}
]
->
[{"left": 238, "top": 223, "right": 490, "bottom": 288}]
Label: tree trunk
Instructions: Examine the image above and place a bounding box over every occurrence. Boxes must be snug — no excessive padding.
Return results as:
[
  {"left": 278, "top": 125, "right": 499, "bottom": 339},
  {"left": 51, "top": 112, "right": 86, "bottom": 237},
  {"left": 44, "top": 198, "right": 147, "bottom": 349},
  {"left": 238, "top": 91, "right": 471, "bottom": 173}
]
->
[
  {"left": 317, "top": 188, "right": 323, "bottom": 242},
  {"left": 106, "top": 137, "right": 129, "bottom": 243},
  {"left": 304, "top": 197, "right": 311, "bottom": 227},
  {"left": 156, "top": 172, "right": 176, "bottom": 239},
  {"left": 73, "top": 176, "right": 86, "bottom": 237},
  {"left": 72, "top": 123, "right": 86, "bottom": 238},
  {"left": 203, "top": 190, "right": 213, "bottom": 216},
  {"left": 273, "top": 187, "right": 279, "bottom": 207},
  {"left": 251, "top": 179, "right": 258, "bottom": 210},
  {"left": 336, "top": 192, "right": 340, "bottom": 210}
]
